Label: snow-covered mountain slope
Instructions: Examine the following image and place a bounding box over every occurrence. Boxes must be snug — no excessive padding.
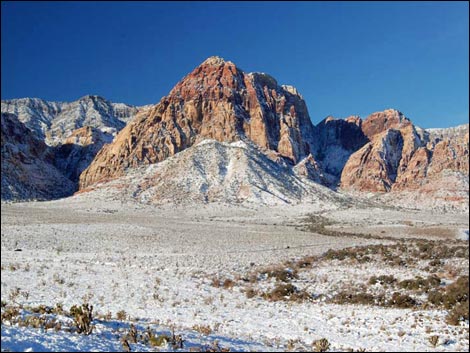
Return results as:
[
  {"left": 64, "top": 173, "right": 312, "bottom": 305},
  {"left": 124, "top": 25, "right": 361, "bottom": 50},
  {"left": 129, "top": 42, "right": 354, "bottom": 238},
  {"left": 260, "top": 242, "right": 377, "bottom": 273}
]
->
[
  {"left": 1, "top": 113, "right": 75, "bottom": 201},
  {"left": 1, "top": 95, "right": 141, "bottom": 144},
  {"left": 81, "top": 139, "right": 349, "bottom": 206}
]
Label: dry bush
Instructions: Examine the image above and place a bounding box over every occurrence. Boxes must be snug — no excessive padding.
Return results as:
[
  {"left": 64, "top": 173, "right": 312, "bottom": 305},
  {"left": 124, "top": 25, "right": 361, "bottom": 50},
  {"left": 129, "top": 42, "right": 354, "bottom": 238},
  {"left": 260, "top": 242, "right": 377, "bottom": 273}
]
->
[
  {"left": 1, "top": 306, "right": 20, "bottom": 324},
  {"left": 258, "top": 265, "right": 298, "bottom": 283},
  {"left": 262, "top": 283, "right": 310, "bottom": 302},
  {"left": 389, "top": 292, "right": 417, "bottom": 309},
  {"left": 193, "top": 324, "right": 213, "bottom": 335},
  {"left": 427, "top": 275, "right": 469, "bottom": 325},
  {"left": 116, "top": 310, "right": 127, "bottom": 321},
  {"left": 368, "top": 275, "right": 396, "bottom": 286},
  {"left": 446, "top": 300, "right": 469, "bottom": 326},
  {"left": 398, "top": 275, "right": 441, "bottom": 293},
  {"left": 29, "top": 304, "right": 53, "bottom": 314},
  {"left": 222, "top": 279, "right": 235, "bottom": 289},
  {"left": 428, "top": 335, "right": 439, "bottom": 347},
  {"left": 332, "top": 291, "right": 385, "bottom": 306},
  {"left": 312, "top": 338, "right": 330, "bottom": 352},
  {"left": 70, "top": 303, "right": 93, "bottom": 335},
  {"left": 244, "top": 287, "right": 257, "bottom": 299}
]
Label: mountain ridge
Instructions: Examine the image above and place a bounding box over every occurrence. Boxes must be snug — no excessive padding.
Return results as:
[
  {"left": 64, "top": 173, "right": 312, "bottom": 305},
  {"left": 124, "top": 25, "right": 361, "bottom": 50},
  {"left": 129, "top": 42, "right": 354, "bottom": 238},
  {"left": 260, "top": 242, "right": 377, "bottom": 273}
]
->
[{"left": 1, "top": 56, "right": 468, "bottom": 210}]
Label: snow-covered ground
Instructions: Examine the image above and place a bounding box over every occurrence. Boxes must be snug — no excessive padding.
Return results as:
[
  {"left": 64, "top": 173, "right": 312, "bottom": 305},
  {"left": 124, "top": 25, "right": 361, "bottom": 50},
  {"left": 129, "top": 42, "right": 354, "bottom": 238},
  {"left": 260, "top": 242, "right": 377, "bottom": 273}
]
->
[{"left": 1, "top": 196, "right": 468, "bottom": 352}]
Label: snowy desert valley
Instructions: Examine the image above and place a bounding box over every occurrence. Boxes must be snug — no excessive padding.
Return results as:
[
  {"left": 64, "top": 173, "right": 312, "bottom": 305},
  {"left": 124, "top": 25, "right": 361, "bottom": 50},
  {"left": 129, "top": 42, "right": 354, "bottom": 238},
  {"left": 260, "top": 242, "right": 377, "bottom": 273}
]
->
[{"left": 1, "top": 194, "right": 469, "bottom": 352}]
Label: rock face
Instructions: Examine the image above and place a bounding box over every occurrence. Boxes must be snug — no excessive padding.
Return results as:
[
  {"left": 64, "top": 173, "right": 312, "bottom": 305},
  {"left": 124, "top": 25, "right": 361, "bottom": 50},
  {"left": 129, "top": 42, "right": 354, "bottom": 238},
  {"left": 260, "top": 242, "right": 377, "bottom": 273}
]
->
[
  {"left": 1, "top": 113, "right": 75, "bottom": 200},
  {"left": 79, "top": 56, "right": 316, "bottom": 189}
]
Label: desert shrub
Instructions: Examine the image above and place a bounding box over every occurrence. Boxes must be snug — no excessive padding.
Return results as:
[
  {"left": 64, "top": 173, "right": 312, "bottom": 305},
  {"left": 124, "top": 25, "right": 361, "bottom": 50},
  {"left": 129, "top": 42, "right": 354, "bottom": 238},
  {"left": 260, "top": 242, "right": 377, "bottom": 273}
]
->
[
  {"left": 446, "top": 300, "right": 469, "bottom": 326},
  {"left": 398, "top": 275, "right": 441, "bottom": 293},
  {"left": 192, "top": 324, "right": 212, "bottom": 335},
  {"left": 127, "top": 323, "right": 138, "bottom": 343},
  {"left": 211, "top": 277, "right": 222, "bottom": 288},
  {"left": 222, "top": 279, "right": 235, "bottom": 289},
  {"left": 1, "top": 306, "right": 20, "bottom": 324},
  {"left": 264, "top": 283, "right": 296, "bottom": 301},
  {"left": 149, "top": 334, "right": 172, "bottom": 347},
  {"left": 259, "top": 266, "right": 298, "bottom": 282},
  {"left": 413, "top": 241, "right": 469, "bottom": 260},
  {"left": 263, "top": 283, "right": 310, "bottom": 302},
  {"left": 116, "top": 310, "right": 127, "bottom": 321},
  {"left": 443, "top": 276, "right": 469, "bottom": 308},
  {"left": 29, "top": 304, "right": 53, "bottom": 314},
  {"left": 428, "top": 335, "right": 439, "bottom": 347},
  {"left": 245, "top": 288, "right": 257, "bottom": 299},
  {"left": 369, "top": 275, "right": 396, "bottom": 286},
  {"left": 427, "top": 290, "right": 445, "bottom": 306},
  {"left": 295, "top": 256, "right": 317, "bottom": 269},
  {"left": 52, "top": 303, "right": 64, "bottom": 315},
  {"left": 204, "top": 340, "right": 230, "bottom": 352},
  {"left": 332, "top": 292, "right": 385, "bottom": 306},
  {"left": 312, "top": 338, "right": 330, "bottom": 352},
  {"left": 389, "top": 292, "right": 417, "bottom": 308},
  {"left": 70, "top": 303, "right": 93, "bottom": 335},
  {"left": 322, "top": 247, "right": 374, "bottom": 263}
]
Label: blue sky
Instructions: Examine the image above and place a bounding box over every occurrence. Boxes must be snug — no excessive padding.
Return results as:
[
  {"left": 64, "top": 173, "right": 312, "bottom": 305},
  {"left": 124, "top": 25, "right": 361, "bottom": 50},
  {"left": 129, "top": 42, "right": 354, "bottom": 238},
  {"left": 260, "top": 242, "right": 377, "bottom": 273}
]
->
[{"left": 1, "top": 1, "right": 468, "bottom": 128}]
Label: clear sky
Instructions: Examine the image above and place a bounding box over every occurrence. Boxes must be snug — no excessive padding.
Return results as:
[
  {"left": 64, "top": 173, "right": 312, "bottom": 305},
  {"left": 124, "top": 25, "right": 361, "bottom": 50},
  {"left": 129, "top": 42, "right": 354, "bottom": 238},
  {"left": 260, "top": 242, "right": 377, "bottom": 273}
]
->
[{"left": 1, "top": 1, "right": 468, "bottom": 128}]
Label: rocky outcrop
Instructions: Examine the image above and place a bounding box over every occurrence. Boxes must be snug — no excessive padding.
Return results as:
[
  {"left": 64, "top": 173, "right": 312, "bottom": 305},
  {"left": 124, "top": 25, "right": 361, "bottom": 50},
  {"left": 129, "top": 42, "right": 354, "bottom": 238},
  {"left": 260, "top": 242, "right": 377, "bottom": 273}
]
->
[
  {"left": 80, "top": 56, "right": 316, "bottom": 189},
  {"left": 1, "top": 113, "right": 75, "bottom": 201}
]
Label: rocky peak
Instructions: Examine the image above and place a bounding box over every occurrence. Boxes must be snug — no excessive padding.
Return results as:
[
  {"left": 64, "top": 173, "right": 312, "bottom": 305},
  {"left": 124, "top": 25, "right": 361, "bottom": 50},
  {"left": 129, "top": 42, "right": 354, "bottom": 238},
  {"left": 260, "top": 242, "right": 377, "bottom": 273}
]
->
[
  {"left": 79, "top": 57, "right": 315, "bottom": 189},
  {"left": 201, "top": 56, "right": 228, "bottom": 66}
]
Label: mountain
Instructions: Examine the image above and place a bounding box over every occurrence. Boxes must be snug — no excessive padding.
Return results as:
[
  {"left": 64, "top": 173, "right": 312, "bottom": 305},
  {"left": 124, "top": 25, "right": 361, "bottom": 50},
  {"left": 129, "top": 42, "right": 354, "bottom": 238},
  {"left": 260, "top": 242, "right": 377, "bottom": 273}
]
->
[
  {"left": 79, "top": 56, "right": 316, "bottom": 189},
  {"left": 1, "top": 95, "right": 140, "bottom": 144},
  {"left": 1, "top": 113, "right": 75, "bottom": 200},
  {"left": 1, "top": 96, "right": 146, "bottom": 200}
]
